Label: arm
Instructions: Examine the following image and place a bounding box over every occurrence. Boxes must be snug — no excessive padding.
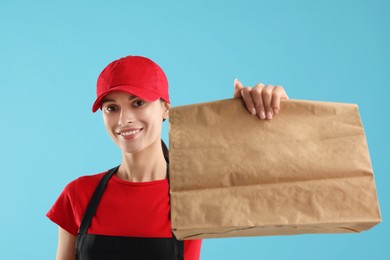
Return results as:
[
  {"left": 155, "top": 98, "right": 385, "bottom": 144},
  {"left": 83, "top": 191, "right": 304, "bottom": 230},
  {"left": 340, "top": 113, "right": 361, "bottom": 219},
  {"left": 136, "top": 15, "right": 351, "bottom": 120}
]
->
[
  {"left": 56, "top": 227, "right": 76, "bottom": 260},
  {"left": 234, "top": 79, "right": 289, "bottom": 119}
]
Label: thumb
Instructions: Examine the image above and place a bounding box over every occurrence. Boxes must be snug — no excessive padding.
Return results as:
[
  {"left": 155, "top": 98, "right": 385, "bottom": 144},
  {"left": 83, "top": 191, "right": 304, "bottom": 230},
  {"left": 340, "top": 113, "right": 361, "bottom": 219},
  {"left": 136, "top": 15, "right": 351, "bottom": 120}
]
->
[{"left": 233, "top": 78, "right": 244, "bottom": 98}]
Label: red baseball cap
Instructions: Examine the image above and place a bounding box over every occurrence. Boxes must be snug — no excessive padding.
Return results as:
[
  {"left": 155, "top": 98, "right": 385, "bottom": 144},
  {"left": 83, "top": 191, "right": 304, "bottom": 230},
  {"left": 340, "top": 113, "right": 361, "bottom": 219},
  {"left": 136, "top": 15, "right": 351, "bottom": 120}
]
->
[{"left": 92, "top": 55, "right": 169, "bottom": 112}]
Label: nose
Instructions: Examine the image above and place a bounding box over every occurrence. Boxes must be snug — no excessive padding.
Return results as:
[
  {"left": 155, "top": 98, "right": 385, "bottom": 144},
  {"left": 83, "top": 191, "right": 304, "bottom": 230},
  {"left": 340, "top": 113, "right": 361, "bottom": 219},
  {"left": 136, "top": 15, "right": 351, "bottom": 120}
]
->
[{"left": 118, "top": 106, "right": 135, "bottom": 126}]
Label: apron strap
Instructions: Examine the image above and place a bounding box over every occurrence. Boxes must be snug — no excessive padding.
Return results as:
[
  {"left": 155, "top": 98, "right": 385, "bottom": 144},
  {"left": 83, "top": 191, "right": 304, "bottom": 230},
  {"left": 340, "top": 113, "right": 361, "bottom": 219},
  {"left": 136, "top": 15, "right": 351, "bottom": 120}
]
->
[
  {"left": 161, "top": 139, "right": 169, "bottom": 164},
  {"left": 78, "top": 166, "right": 119, "bottom": 235}
]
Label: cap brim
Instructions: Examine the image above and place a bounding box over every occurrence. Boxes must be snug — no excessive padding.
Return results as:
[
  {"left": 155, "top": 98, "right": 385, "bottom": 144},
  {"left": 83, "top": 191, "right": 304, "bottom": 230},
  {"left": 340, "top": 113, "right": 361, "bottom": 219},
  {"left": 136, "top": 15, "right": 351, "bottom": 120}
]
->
[{"left": 92, "top": 85, "right": 160, "bottom": 112}]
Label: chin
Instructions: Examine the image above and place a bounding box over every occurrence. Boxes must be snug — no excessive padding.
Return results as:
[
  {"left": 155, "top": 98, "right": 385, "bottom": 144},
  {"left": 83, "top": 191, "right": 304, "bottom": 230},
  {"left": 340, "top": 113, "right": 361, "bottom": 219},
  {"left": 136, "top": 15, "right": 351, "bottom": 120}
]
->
[
  {"left": 120, "top": 146, "right": 143, "bottom": 154},
  {"left": 117, "top": 137, "right": 160, "bottom": 155},
  {"left": 118, "top": 141, "right": 149, "bottom": 155}
]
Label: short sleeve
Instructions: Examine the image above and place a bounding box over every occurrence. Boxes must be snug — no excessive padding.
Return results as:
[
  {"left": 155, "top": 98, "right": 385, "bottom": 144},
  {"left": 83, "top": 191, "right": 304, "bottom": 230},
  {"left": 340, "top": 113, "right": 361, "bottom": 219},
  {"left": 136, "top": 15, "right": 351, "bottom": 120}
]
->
[
  {"left": 184, "top": 240, "right": 202, "bottom": 260},
  {"left": 46, "top": 179, "right": 79, "bottom": 236}
]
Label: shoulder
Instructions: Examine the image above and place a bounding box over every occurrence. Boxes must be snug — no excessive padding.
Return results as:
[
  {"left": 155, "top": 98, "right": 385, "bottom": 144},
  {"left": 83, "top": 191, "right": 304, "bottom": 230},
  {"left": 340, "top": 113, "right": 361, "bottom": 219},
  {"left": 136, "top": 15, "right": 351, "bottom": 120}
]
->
[
  {"left": 75, "top": 171, "right": 106, "bottom": 187},
  {"left": 60, "top": 170, "right": 109, "bottom": 201},
  {"left": 67, "top": 170, "right": 107, "bottom": 188},
  {"left": 46, "top": 170, "right": 109, "bottom": 236}
]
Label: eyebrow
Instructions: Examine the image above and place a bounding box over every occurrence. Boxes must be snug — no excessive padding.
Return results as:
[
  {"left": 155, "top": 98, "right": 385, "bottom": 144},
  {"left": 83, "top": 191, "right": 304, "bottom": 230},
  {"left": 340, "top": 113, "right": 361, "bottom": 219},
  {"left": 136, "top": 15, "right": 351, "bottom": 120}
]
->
[{"left": 101, "top": 95, "right": 138, "bottom": 104}]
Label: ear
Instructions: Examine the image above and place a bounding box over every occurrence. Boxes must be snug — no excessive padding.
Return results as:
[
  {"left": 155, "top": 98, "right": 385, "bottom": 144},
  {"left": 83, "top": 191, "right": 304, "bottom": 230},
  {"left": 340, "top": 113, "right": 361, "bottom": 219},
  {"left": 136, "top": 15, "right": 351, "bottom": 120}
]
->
[{"left": 162, "top": 101, "right": 170, "bottom": 120}]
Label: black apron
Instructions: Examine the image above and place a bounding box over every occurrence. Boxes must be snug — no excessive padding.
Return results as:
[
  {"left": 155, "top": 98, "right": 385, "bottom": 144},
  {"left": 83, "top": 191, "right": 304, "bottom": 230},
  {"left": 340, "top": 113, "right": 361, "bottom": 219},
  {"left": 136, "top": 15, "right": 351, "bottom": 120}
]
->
[{"left": 75, "top": 165, "right": 184, "bottom": 260}]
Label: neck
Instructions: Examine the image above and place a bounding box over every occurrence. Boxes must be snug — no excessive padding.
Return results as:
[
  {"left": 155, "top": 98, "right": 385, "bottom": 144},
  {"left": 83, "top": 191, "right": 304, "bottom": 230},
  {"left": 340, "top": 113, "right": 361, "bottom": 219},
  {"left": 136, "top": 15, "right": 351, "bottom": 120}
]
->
[{"left": 117, "top": 140, "right": 167, "bottom": 182}]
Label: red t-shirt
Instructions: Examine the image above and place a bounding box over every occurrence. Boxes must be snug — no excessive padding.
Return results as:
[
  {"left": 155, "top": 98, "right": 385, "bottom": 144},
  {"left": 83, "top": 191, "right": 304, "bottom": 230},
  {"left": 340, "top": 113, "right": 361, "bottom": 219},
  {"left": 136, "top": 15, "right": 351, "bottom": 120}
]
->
[{"left": 47, "top": 171, "right": 202, "bottom": 260}]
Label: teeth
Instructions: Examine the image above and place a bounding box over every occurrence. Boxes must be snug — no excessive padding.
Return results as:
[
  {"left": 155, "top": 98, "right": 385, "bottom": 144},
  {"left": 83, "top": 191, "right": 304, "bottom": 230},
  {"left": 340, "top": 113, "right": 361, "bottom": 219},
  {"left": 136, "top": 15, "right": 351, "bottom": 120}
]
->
[{"left": 121, "top": 129, "right": 141, "bottom": 136}]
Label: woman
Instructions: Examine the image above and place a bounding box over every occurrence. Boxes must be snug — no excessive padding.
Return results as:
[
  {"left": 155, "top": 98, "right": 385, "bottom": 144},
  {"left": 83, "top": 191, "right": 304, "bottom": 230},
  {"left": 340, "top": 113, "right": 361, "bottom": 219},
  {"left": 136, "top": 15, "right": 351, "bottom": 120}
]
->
[{"left": 47, "top": 55, "right": 288, "bottom": 260}]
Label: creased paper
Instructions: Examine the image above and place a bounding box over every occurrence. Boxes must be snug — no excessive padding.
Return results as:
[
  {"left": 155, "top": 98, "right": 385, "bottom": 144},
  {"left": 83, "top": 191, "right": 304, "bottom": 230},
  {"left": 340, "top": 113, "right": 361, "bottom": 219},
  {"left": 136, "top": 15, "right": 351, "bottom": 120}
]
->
[{"left": 169, "top": 98, "right": 381, "bottom": 240}]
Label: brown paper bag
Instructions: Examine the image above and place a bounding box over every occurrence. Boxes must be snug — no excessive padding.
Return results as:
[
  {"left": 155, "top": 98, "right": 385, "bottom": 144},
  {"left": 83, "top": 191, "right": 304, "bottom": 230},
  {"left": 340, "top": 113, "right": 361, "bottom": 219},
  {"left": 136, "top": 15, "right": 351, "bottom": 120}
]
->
[{"left": 169, "top": 98, "right": 381, "bottom": 240}]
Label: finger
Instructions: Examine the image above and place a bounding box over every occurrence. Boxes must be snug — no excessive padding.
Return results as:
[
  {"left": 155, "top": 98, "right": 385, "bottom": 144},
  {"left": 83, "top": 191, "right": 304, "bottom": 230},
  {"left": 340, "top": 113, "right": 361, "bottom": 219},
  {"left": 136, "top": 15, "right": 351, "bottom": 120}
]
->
[
  {"left": 233, "top": 78, "right": 244, "bottom": 98},
  {"left": 271, "top": 86, "right": 288, "bottom": 114},
  {"left": 262, "top": 85, "right": 276, "bottom": 119},
  {"left": 241, "top": 87, "right": 256, "bottom": 115},
  {"left": 276, "top": 85, "right": 289, "bottom": 100},
  {"left": 251, "top": 83, "right": 266, "bottom": 119},
  {"left": 271, "top": 88, "right": 282, "bottom": 114}
]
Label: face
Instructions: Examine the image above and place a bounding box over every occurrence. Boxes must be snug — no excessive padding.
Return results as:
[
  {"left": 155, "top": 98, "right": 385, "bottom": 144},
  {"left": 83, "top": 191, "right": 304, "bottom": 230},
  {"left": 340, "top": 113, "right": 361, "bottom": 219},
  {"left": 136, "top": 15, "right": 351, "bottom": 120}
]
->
[{"left": 101, "top": 91, "right": 170, "bottom": 154}]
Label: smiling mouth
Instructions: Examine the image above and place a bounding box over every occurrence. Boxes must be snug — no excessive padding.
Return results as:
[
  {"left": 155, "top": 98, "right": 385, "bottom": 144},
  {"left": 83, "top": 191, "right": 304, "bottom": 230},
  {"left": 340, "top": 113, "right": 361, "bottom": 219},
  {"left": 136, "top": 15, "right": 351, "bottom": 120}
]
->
[{"left": 118, "top": 128, "right": 143, "bottom": 136}]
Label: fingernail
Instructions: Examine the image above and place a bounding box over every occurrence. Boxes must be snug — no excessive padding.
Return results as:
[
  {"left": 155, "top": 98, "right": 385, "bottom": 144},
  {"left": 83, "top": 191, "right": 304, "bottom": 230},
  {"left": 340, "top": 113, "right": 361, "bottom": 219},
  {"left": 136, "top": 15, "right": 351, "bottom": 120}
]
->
[
  {"left": 267, "top": 111, "right": 273, "bottom": 119},
  {"left": 260, "top": 111, "right": 266, "bottom": 119},
  {"left": 274, "top": 109, "right": 279, "bottom": 114},
  {"left": 251, "top": 108, "right": 256, "bottom": 115}
]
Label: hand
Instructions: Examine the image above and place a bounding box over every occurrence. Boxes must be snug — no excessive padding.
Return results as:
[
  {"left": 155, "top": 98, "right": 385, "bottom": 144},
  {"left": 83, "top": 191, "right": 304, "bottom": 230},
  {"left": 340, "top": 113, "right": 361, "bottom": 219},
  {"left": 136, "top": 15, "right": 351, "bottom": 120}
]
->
[{"left": 234, "top": 79, "right": 289, "bottom": 120}]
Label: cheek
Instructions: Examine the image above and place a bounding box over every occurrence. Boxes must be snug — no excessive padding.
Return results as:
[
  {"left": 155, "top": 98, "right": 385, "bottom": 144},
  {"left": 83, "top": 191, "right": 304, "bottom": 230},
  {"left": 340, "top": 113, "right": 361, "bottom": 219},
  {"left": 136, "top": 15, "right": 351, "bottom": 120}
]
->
[
  {"left": 102, "top": 115, "right": 110, "bottom": 131},
  {"left": 139, "top": 108, "right": 164, "bottom": 135},
  {"left": 140, "top": 106, "right": 164, "bottom": 124},
  {"left": 103, "top": 115, "right": 118, "bottom": 139}
]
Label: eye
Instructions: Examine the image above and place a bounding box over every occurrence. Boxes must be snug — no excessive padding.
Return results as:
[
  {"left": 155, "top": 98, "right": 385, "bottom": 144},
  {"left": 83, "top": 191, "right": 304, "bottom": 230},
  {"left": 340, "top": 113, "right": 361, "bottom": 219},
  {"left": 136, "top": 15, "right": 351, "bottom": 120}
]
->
[
  {"left": 133, "top": 100, "right": 145, "bottom": 107},
  {"left": 104, "top": 104, "right": 119, "bottom": 112}
]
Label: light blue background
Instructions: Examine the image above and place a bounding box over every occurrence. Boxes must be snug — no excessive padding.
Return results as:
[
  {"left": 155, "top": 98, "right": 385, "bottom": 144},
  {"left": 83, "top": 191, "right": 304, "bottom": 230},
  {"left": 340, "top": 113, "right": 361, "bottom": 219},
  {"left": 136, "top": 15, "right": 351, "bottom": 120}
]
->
[{"left": 0, "top": 0, "right": 388, "bottom": 259}]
